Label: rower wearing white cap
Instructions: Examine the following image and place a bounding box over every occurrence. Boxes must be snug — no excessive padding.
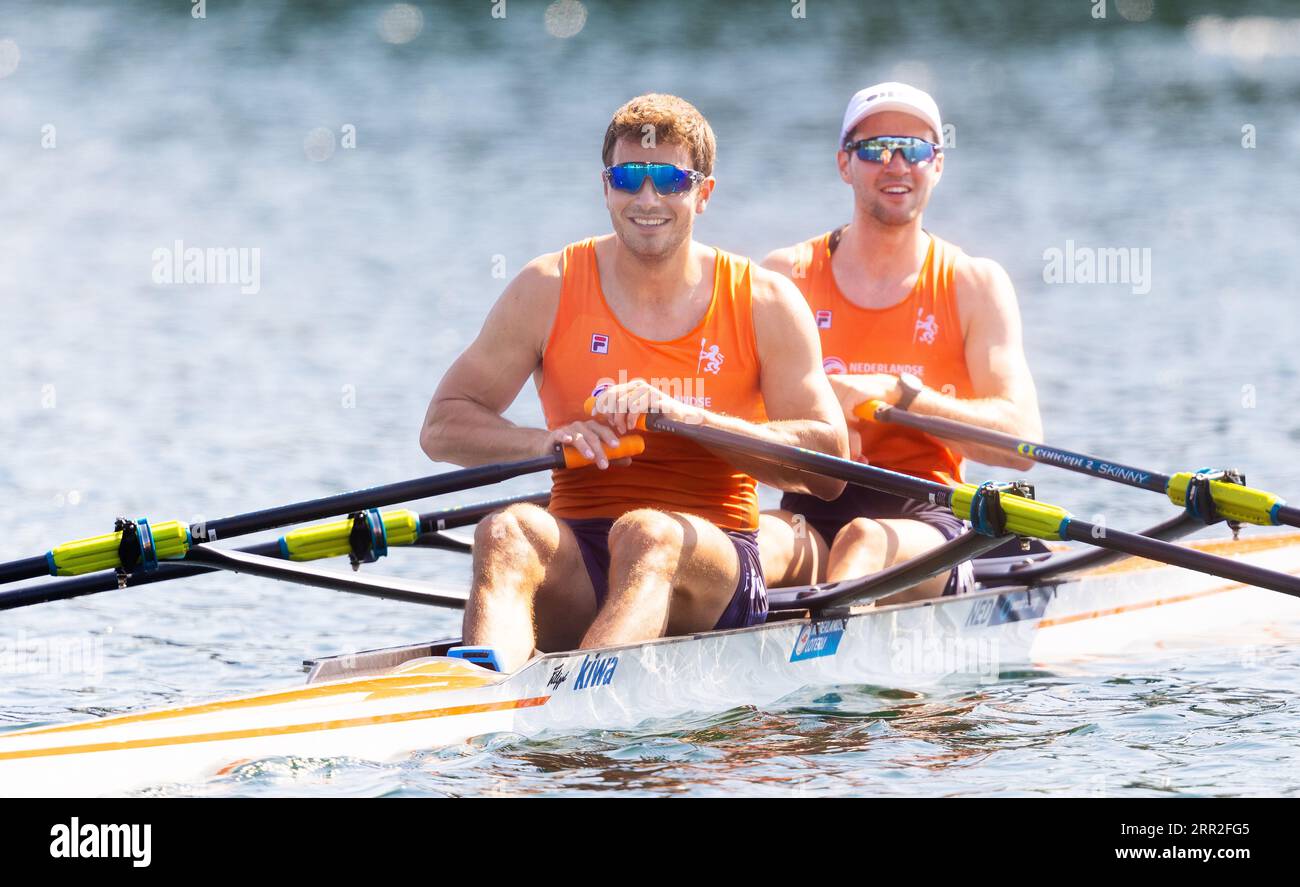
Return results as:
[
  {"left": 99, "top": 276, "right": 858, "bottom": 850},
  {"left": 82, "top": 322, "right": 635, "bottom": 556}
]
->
[{"left": 758, "top": 82, "right": 1044, "bottom": 601}]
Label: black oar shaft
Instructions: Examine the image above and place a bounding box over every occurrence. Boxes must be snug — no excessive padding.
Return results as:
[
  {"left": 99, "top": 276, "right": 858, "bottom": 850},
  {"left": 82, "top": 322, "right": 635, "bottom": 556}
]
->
[
  {"left": 0, "top": 556, "right": 52, "bottom": 586},
  {"left": 645, "top": 415, "right": 951, "bottom": 504},
  {"left": 1060, "top": 521, "right": 1300, "bottom": 597},
  {"left": 186, "top": 547, "right": 468, "bottom": 609},
  {"left": 0, "top": 491, "right": 549, "bottom": 612},
  {"left": 871, "top": 405, "right": 1170, "bottom": 494},
  {"left": 0, "top": 562, "right": 214, "bottom": 609},
  {"left": 641, "top": 412, "right": 1300, "bottom": 598},
  {"left": 0, "top": 456, "right": 560, "bottom": 587},
  {"left": 193, "top": 456, "right": 557, "bottom": 542}
]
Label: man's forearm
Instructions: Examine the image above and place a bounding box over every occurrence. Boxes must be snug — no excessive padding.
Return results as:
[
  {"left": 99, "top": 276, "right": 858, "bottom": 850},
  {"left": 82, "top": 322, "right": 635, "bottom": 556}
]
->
[
  {"left": 420, "top": 398, "right": 548, "bottom": 467},
  {"left": 906, "top": 388, "right": 1041, "bottom": 469}
]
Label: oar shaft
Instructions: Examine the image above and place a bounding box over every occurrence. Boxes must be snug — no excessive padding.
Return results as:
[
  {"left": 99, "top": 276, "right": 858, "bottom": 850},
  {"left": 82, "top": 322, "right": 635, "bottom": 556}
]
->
[
  {"left": 863, "top": 402, "right": 1297, "bottom": 530},
  {"left": 865, "top": 403, "right": 1171, "bottom": 494},
  {"left": 0, "top": 434, "right": 646, "bottom": 588},
  {"left": 192, "top": 456, "right": 558, "bottom": 543},
  {"left": 0, "top": 562, "right": 214, "bottom": 609},
  {"left": 643, "top": 414, "right": 952, "bottom": 504},
  {"left": 0, "top": 456, "right": 559, "bottom": 587},
  {"left": 1061, "top": 520, "right": 1300, "bottom": 597},
  {"left": 0, "top": 491, "right": 549, "bottom": 611},
  {"left": 186, "top": 546, "right": 468, "bottom": 609},
  {"left": 0, "top": 556, "right": 52, "bottom": 586},
  {"left": 638, "top": 412, "right": 1300, "bottom": 597}
]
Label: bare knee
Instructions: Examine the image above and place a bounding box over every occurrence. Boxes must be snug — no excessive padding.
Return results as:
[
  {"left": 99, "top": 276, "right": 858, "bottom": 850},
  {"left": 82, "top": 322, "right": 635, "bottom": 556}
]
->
[
  {"left": 760, "top": 510, "right": 825, "bottom": 586},
  {"left": 833, "top": 517, "right": 903, "bottom": 565},
  {"left": 473, "top": 503, "right": 553, "bottom": 583},
  {"left": 608, "top": 509, "right": 686, "bottom": 576},
  {"left": 833, "top": 517, "right": 886, "bottom": 550}
]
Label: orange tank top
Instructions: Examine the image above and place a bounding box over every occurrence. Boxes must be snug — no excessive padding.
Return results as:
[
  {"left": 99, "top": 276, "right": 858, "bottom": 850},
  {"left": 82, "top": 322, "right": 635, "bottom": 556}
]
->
[
  {"left": 791, "top": 229, "right": 971, "bottom": 484},
  {"left": 538, "top": 238, "right": 767, "bottom": 530}
]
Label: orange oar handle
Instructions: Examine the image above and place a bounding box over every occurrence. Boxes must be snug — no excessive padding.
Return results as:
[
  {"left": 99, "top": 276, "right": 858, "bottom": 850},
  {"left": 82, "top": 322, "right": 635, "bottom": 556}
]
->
[
  {"left": 852, "top": 399, "right": 889, "bottom": 423},
  {"left": 560, "top": 434, "right": 645, "bottom": 469}
]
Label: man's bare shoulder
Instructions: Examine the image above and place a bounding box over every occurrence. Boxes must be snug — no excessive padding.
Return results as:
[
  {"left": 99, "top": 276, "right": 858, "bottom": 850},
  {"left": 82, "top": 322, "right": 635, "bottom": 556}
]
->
[
  {"left": 476, "top": 249, "right": 568, "bottom": 358},
  {"left": 516, "top": 249, "right": 564, "bottom": 289},
  {"left": 747, "top": 260, "right": 818, "bottom": 350},
  {"left": 759, "top": 244, "right": 805, "bottom": 279},
  {"left": 749, "top": 259, "right": 810, "bottom": 313},
  {"left": 496, "top": 250, "right": 564, "bottom": 315},
  {"left": 952, "top": 250, "right": 1016, "bottom": 310}
]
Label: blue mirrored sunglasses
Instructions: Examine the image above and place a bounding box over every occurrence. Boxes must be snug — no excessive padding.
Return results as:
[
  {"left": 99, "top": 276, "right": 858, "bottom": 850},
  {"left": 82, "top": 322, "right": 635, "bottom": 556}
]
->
[
  {"left": 604, "top": 162, "right": 705, "bottom": 195},
  {"left": 843, "top": 136, "right": 940, "bottom": 166}
]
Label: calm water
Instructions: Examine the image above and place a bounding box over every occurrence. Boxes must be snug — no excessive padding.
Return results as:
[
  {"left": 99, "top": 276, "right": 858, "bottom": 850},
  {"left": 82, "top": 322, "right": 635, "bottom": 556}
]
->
[{"left": 2, "top": 0, "right": 1299, "bottom": 796}]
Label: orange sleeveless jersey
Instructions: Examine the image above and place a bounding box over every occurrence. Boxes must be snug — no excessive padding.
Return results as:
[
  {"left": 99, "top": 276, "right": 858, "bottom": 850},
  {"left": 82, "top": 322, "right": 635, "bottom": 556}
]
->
[
  {"left": 790, "top": 230, "right": 971, "bottom": 484},
  {"left": 538, "top": 239, "right": 767, "bottom": 531}
]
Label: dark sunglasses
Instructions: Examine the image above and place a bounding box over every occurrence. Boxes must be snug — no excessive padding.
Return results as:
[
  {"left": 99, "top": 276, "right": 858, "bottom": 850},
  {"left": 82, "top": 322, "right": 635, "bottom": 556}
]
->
[
  {"left": 604, "top": 162, "right": 705, "bottom": 195},
  {"left": 843, "top": 136, "right": 940, "bottom": 166}
]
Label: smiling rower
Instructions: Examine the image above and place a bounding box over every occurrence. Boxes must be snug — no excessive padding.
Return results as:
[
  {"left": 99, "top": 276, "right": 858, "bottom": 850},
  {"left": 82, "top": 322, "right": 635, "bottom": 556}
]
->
[
  {"left": 759, "top": 82, "right": 1043, "bottom": 601},
  {"left": 420, "top": 94, "right": 847, "bottom": 672}
]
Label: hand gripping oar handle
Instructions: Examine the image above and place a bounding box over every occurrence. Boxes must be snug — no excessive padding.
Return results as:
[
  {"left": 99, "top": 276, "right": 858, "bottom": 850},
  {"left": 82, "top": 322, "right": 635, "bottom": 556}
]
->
[{"left": 559, "top": 434, "right": 644, "bottom": 468}]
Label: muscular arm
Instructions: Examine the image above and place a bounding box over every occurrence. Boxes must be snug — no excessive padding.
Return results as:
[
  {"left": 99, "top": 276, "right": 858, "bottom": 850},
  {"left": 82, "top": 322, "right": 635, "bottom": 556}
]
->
[
  {"left": 719, "top": 267, "right": 849, "bottom": 499},
  {"left": 906, "top": 257, "right": 1043, "bottom": 469},
  {"left": 419, "top": 255, "right": 560, "bottom": 466}
]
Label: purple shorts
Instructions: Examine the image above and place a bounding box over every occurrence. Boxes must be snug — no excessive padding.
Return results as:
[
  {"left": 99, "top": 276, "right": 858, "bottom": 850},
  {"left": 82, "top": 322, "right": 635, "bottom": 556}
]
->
[
  {"left": 781, "top": 486, "right": 975, "bottom": 596},
  {"left": 561, "top": 517, "right": 768, "bottom": 630}
]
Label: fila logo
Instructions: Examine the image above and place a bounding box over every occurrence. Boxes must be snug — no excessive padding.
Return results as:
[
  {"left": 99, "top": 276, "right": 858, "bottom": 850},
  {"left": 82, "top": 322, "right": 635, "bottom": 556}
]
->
[
  {"left": 815, "top": 310, "right": 832, "bottom": 330},
  {"left": 590, "top": 334, "right": 609, "bottom": 354}
]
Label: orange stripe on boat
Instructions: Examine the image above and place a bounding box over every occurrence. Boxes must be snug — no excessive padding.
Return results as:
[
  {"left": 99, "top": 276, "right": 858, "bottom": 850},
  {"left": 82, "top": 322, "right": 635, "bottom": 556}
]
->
[
  {"left": 5, "top": 661, "right": 501, "bottom": 739},
  {"left": 0, "top": 696, "right": 550, "bottom": 762}
]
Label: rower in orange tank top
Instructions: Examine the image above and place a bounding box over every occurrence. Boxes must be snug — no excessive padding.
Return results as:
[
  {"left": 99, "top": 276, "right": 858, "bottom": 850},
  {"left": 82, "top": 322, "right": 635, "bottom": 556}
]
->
[
  {"left": 539, "top": 238, "right": 767, "bottom": 532},
  {"left": 788, "top": 226, "right": 971, "bottom": 485},
  {"left": 759, "top": 82, "right": 1043, "bottom": 603},
  {"left": 420, "top": 94, "right": 847, "bottom": 673}
]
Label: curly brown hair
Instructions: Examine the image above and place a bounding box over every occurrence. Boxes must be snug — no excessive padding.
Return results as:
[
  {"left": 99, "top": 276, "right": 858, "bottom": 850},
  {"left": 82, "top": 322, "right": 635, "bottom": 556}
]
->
[{"left": 601, "top": 94, "right": 717, "bottom": 176}]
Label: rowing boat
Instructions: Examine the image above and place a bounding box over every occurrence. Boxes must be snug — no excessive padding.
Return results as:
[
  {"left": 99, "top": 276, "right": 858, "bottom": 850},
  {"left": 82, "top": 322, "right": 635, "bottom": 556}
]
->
[
  {"left": 3, "top": 408, "right": 1300, "bottom": 797},
  {"left": 2, "top": 529, "right": 1298, "bottom": 797}
]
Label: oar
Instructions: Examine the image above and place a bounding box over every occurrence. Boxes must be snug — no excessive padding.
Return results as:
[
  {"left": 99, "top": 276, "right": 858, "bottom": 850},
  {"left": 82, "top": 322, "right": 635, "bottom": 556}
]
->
[
  {"left": 852, "top": 400, "right": 1300, "bottom": 530},
  {"left": 0, "top": 441, "right": 638, "bottom": 587},
  {"left": 0, "top": 491, "right": 550, "bottom": 611},
  {"left": 185, "top": 546, "right": 471, "bottom": 609},
  {"left": 591, "top": 402, "right": 1300, "bottom": 597}
]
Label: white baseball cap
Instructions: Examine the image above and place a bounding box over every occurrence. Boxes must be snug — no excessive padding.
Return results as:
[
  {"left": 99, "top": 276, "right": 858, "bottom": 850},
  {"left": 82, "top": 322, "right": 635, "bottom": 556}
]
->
[{"left": 839, "top": 82, "right": 943, "bottom": 145}]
